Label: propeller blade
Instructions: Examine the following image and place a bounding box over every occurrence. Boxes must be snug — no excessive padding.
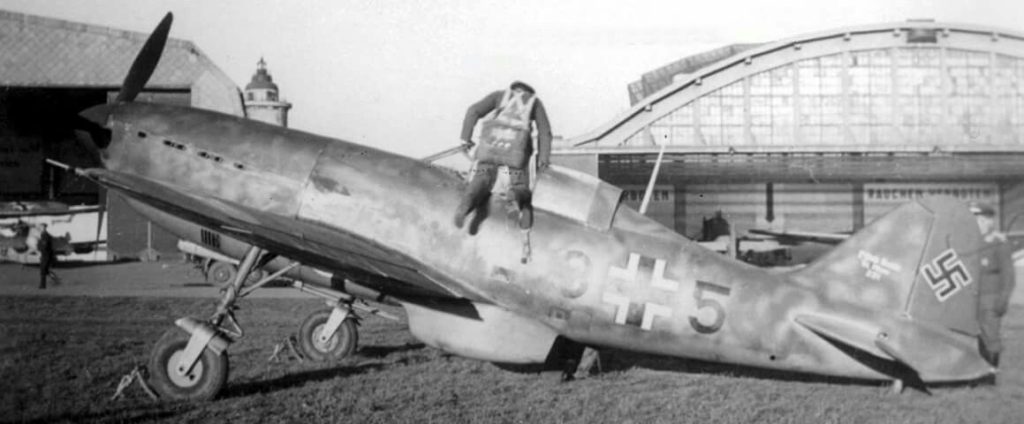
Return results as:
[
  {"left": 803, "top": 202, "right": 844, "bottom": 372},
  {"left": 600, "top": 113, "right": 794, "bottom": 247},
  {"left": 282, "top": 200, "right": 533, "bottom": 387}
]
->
[{"left": 116, "top": 12, "right": 173, "bottom": 103}]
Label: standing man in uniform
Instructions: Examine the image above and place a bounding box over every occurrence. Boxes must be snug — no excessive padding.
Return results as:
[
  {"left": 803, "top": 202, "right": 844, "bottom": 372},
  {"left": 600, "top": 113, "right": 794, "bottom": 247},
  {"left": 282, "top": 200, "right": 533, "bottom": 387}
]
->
[
  {"left": 453, "top": 81, "right": 552, "bottom": 261},
  {"left": 970, "top": 201, "right": 1016, "bottom": 370},
  {"left": 37, "top": 223, "right": 60, "bottom": 289}
]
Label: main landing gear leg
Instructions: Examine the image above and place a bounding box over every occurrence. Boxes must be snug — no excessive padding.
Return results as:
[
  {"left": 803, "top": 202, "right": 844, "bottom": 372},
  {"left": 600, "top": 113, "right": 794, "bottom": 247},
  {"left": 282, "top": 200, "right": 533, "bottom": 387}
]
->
[{"left": 147, "top": 246, "right": 268, "bottom": 401}]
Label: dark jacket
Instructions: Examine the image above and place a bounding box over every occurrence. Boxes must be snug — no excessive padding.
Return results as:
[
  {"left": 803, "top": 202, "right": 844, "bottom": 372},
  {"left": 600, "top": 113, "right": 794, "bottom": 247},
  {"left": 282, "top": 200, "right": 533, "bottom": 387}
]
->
[
  {"left": 38, "top": 230, "right": 55, "bottom": 266},
  {"left": 978, "top": 233, "right": 1016, "bottom": 317},
  {"left": 461, "top": 90, "right": 552, "bottom": 166}
]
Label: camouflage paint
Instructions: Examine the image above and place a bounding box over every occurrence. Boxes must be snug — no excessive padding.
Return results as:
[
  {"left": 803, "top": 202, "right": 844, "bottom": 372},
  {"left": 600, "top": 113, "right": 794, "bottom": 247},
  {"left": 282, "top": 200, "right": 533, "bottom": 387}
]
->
[{"left": 86, "top": 101, "right": 993, "bottom": 383}]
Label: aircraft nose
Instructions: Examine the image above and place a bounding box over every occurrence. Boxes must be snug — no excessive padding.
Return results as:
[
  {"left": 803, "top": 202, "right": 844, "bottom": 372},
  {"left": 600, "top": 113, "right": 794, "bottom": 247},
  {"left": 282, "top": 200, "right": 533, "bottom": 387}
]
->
[
  {"left": 80, "top": 103, "right": 115, "bottom": 128},
  {"left": 75, "top": 103, "right": 117, "bottom": 158}
]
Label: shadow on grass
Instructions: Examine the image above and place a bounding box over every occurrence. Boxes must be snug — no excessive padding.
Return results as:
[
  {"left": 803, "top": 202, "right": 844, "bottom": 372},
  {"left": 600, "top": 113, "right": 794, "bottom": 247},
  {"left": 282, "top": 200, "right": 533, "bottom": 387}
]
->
[
  {"left": 358, "top": 343, "right": 426, "bottom": 358},
  {"left": 222, "top": 362, "right": 386, "bottom": 398}
]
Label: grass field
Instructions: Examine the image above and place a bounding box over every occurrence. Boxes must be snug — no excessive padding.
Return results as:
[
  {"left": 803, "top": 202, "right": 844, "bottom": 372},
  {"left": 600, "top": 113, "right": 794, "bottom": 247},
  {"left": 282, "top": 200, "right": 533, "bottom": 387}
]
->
[{"left": 2, "top": 296, "right": 1023, "bottom": 423}]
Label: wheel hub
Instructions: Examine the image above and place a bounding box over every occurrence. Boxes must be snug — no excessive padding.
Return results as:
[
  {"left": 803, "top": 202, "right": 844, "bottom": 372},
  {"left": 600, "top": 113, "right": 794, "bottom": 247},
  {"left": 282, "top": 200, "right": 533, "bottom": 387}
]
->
[
  {"left": 167, "top": 349, "right": 204, "bottom": 388},
  {"left": 312, "top": 323, "right": 340, "bottom": 352}
]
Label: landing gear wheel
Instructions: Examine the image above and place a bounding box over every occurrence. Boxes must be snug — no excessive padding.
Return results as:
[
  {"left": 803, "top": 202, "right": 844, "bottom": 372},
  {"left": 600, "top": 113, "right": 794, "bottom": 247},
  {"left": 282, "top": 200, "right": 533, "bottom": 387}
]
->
[
  {"left": 147, "top": 330, "right": 229, "bottom": 401},
  {"left": 207, "top": 261, "right": 236, "bottom": 287},
  {"left": 246, "top": 269, "right": 267, "bottom": 285},
  {"left": 298, "top": 309, "right": 358, "bottom": 361}
]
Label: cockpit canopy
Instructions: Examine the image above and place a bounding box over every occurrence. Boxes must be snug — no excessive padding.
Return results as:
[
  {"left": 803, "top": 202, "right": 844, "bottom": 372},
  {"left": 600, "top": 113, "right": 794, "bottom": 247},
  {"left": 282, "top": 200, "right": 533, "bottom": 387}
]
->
[{"left": 532, "top": 165, "right": 623, "bottom": 231}]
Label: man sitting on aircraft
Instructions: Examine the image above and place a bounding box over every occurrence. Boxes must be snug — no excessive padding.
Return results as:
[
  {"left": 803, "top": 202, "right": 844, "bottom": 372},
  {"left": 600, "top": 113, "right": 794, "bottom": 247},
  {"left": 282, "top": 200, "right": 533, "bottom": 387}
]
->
[
  {"left": 453, "top": 81, "right": 552, "bottom": 259},
  {"left": 970, "top": 201, "right": 1016, "bottom": 370}
]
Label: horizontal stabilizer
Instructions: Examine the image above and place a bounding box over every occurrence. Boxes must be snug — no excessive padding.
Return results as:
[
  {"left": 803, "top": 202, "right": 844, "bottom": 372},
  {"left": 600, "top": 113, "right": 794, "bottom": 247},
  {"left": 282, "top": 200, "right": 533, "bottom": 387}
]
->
[
  {"left": 873, "top": 338, "right": 917, "bottom": 373},
  {"left": 797, "top": 313, "right": 993, "bottom": 381}
]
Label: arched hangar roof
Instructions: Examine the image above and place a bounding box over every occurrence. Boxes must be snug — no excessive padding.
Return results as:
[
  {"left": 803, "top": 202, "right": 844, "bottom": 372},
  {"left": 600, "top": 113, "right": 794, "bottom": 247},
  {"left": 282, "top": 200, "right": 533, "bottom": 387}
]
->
[{"left": 572, "top": 20, "right": 1024, "bottom": 150}]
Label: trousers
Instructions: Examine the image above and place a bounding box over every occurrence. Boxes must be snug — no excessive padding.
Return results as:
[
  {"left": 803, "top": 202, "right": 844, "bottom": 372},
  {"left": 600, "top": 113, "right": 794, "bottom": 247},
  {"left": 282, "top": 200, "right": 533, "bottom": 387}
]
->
[{"left": 454, "top": 162, "right": 533, "bottom": 229}]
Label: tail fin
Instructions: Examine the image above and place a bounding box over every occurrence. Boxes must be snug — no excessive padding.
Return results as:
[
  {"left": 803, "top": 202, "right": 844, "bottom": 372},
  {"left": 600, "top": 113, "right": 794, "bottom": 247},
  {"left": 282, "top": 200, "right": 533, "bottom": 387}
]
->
[{"left": 794, "top": 196, "right": 982, "bottom": 336}]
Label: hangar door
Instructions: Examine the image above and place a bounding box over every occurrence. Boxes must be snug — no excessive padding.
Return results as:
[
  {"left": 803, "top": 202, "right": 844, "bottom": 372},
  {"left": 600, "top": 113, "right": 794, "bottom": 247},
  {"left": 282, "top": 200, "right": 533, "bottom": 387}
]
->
[
  {"left": 0, "top": 88, "right": 109, "bottom": 202},
  {"left": 105, "top": 91, "right": 192, "bottom": 259}
]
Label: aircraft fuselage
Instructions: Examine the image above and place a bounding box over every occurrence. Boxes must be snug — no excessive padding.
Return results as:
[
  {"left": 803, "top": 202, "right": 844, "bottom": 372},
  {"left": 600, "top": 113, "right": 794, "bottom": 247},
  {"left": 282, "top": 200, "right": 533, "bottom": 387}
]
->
[{"left": 99, "top": 102, "right": 985, "bottom": 383}]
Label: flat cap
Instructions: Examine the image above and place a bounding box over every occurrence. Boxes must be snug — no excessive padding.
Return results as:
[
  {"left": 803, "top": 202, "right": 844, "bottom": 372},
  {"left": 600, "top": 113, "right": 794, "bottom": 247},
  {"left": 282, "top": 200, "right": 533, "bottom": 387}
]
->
[{"left": 510, "top": 81, "right": 535, "bottom": 94}]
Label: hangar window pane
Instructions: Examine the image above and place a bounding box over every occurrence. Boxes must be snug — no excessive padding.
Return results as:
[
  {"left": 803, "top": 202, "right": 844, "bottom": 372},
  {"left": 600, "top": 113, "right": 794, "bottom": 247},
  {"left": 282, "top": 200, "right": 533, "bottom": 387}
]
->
[
  {"left": 798, "top": 61, "right": 821, "bottom": 96},
  {"left": 750, "top": 71, "right": 771, "bottom": 96},
  {"left": 795, "top": 55, "right": 845, "bottom": 145},
  {"left": 674, "top": 124, "right": 696, "bottom": 145},
  {"left": 684, "top": 78, "right": 747, "bottom": 146},
  {"left": 992, "top": 54, "right": 1020, "bottom": 144},
  {"left": 697, "top": 96, "right": 722, "bottom": 145},
  {"left": 821, "top": 125, "right": 843, "bottom": 142},
  {"left": 641, "top": 103, "right": 696, "bottom": 146},
  {"left": 748, "top": 65, "right": 798, "bottom": 145},
  {"left": 650, "top": 126, "right": 670, "bottom": 145},
  {"left": 770, "top": 66, "right": 794, "bottom": 96},
  {"left": 1017, "top": 56, "right": 1024, "bottom": 140},
  {"left": 722, "top": 97, "right": 743, "bottom": 125},
  {"left": 665, "top": 103, "right": 694, "bottom": 125},
  {"left": 946, "top": 49, "right": 993, "bottom": 143},
  {"left": 847, "top": 49, "right": 896, "bottom": 144},
  {"left": 701, "top": 94, "right": 722, "bottom": 127},
  {"left": 821, "top": 97, "right": 842, "bottom": 125},
  {"left": 898, "top": 48, "right": 947, "bottom": 143}
]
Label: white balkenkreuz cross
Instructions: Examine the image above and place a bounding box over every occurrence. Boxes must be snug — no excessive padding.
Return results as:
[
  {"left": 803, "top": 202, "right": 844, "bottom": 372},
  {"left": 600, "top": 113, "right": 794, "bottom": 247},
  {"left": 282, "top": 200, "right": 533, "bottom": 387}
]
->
[
  {"left": 608, "top": 253, "right": 680, "bottom": 291},
  {"left": 603, "top": 253, "right": 679, "bottom": 331}
]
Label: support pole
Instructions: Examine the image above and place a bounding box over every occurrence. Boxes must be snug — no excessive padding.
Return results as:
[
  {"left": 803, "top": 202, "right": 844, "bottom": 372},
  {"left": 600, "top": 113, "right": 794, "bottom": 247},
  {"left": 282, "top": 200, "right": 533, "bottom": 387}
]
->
[
  {"left": 212, "top": 246, "right": 263, "bottom": 325},
  {"left": 639, "top": 144, "right": 667, "bottom": 215}
]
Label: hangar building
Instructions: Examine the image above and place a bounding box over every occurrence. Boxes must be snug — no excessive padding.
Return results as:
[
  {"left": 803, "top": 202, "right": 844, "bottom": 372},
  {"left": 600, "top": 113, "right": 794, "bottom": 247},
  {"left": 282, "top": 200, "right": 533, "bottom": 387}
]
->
[
  {"left": 0, "top": 10, "right": 245, "bottom": 259},
  {"left": 556, "top": 20, "right": 1024, "bottom": 243}
]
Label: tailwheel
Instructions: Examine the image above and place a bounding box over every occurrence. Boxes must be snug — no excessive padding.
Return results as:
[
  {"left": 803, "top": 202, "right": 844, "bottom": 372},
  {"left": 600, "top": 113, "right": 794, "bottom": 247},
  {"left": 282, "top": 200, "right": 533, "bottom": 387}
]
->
[
  {"left": 298, "top": 308, "right": 358, "bottom": 361},
  {"left": 147, "top": 329, "right": 229, "bottom": 401}
]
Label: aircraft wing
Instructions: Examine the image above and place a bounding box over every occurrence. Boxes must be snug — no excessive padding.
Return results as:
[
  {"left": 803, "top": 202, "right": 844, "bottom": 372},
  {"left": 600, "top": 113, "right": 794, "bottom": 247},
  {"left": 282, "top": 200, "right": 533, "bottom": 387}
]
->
[
  {"left": 79, "top": 167, "right": 472, "bottom": 300},
  {"left": 747, "top": 228, "right": 849, "bottom": 245}
]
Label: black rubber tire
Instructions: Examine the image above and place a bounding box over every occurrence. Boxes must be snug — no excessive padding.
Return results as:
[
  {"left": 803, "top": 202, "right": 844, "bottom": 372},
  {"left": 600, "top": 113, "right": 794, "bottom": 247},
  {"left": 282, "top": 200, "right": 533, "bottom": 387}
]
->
[
  {"left": 297, "top": 309, "right": 358, "bottom": 361},
  {"left": 207, "top": 261, "right": 236, "bottom": 287},
  {"left": 245, "top": 268, "right": 267, "bottom": 285},
  {"left": 147, "top": 330, "right": 229, "bottom": 401}
]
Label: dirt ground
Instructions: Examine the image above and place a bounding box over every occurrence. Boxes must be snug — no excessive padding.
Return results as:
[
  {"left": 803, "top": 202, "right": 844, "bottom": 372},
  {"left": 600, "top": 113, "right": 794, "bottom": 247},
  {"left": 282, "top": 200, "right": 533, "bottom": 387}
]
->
[{"left": 2, "top": 262, "right": 1024, "bottom": 423}]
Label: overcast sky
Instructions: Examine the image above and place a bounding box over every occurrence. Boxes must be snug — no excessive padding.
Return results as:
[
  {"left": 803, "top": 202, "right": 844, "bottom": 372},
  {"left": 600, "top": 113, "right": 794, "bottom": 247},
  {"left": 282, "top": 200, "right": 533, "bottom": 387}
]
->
[{"left": 3, "top": 0, "right": 1023, "bottom": 156}]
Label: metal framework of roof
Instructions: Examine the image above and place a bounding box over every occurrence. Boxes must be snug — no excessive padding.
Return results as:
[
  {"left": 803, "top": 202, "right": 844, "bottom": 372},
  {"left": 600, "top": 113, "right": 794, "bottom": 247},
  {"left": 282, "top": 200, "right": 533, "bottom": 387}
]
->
[{"left": 571, "top": 21, "right": 1024, "bottom": 151}]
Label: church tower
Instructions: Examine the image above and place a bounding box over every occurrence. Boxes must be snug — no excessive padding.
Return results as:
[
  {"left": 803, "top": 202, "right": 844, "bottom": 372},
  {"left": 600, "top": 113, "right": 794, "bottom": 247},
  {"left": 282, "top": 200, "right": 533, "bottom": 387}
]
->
[{"left": 243, "top": 58, "right": 292, "bottom": 127}]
